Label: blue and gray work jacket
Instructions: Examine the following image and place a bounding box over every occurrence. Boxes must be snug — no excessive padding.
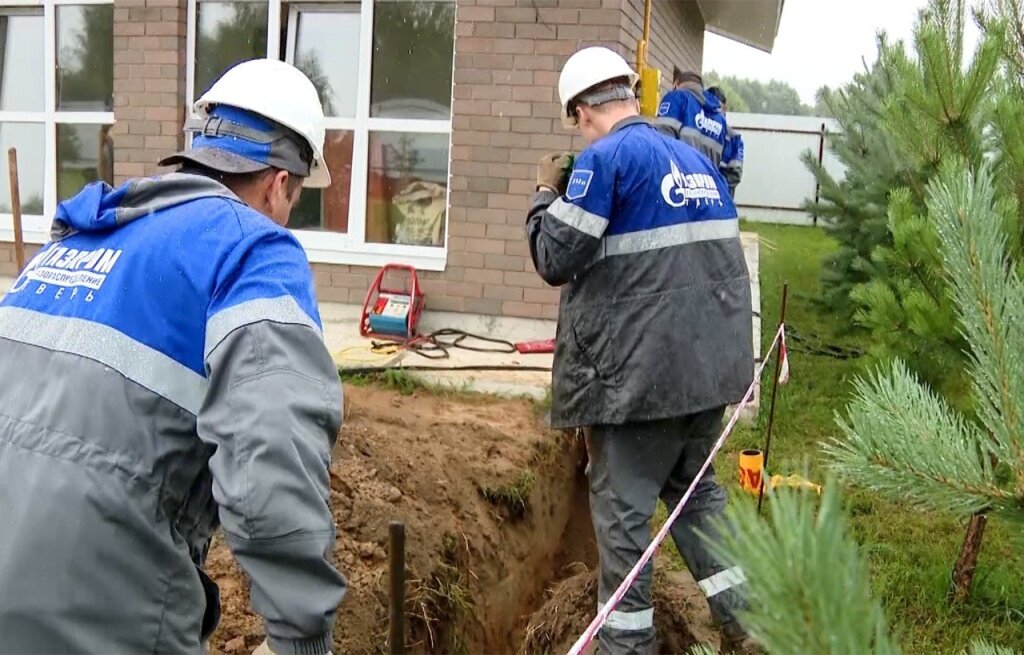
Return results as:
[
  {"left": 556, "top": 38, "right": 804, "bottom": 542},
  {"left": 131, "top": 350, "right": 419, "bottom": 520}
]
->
[
  {"left": 527, "top": 118, "right": 754, "bottom": 428},
  {"left": 0, "top": 173, "right": 345, "bottom": 654},
  {"left": 654, "top": 82, "right": 730, "bottom": 167}
]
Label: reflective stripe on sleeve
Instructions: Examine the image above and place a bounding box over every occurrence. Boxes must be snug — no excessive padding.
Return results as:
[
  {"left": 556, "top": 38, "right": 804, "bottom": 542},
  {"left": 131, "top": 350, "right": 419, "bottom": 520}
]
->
[
  {"left": 0, "top": 306, "right": 208, "bottom": 415},
  {"left": 205, "top": 295, "right": 321, "bottom": 360},
  {"left": 548, "top": 198, "right": 610, "bottom": 239}
]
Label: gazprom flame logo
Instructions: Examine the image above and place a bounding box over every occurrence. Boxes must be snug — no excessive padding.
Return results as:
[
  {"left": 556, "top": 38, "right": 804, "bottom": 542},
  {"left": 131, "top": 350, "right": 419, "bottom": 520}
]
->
[{"left": 660, "top": 160, "right": 723, "bottom": 208}]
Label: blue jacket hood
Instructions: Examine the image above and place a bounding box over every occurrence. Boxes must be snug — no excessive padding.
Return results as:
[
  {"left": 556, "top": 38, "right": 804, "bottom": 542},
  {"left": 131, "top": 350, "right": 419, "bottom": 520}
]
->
[
  {"left": 51, "top": 173, "right": 240, "bottom": 240},
  {"left": 703, "top": 91, "right": 723, "bottom": 112}
]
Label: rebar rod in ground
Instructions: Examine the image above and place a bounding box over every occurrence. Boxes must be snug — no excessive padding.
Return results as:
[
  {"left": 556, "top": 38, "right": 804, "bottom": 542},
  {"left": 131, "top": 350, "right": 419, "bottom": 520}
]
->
[
  {"left": 758, "top": 282, "right": 789, "bottom": 515},
  {"left": 389, "top": 521, "right": 406, "bottom": 655},
  {"left": 7, "top": 148, "right": 24, "bottom": 272}
]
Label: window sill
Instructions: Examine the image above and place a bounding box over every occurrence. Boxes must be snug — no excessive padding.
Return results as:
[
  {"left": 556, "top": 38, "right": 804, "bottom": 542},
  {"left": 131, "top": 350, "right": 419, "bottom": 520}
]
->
[{"left": 0, "top": 217, "right": 448, "bottom": 272}]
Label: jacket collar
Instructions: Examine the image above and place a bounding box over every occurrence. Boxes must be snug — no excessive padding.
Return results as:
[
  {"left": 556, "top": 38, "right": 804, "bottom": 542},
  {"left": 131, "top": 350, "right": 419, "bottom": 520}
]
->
[{"left": 609, "top": 115, "right": 651, "bottom": 135}]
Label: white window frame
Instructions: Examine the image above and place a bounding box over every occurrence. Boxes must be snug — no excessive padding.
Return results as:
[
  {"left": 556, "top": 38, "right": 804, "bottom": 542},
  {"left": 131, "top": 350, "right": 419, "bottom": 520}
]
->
[
  {"left": 0, "top": 0, "right": 115, "bottom": 245},
  {"left": 185, "top": 0, "right": 455, "bottom": 271}
]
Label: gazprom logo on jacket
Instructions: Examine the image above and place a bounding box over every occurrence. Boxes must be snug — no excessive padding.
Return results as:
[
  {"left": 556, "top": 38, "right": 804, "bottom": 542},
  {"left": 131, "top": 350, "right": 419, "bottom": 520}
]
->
[
  {"left": 661, "top": 160, "right": 722, "bottom": 208},
  {"left": 695, "top": 110, "right": 723, "bottom": 138},
  {"left": 7, "top": 245, "right": 123, "bottom": 300}
]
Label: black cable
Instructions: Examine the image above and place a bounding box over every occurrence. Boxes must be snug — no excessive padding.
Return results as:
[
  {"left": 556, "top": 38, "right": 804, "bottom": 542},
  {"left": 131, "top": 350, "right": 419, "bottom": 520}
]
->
[{"left": 340, "top": 365, "right": 551, "bottom": 374}]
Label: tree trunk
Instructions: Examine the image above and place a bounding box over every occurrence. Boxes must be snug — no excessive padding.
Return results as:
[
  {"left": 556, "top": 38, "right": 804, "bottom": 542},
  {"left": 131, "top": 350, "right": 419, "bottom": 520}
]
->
[{"left": 948, "top": 512, "right": 987, "bottom": 604}]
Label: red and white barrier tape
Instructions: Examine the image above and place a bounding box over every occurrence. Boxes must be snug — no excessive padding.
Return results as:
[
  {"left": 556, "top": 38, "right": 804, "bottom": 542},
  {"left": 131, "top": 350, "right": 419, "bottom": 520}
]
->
[{"left": 566, "top": 324, "right": 786, "bottom": 655}]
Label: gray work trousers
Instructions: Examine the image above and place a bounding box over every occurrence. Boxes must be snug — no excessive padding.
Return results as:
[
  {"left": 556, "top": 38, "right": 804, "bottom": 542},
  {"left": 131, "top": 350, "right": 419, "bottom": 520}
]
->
[{"left": 589, "top": 407, "right": 746, "bottom": 654}]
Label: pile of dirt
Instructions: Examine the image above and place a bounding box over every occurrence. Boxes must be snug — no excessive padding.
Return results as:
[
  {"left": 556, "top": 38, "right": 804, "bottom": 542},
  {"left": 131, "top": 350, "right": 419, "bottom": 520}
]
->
[
  {"left": 521, "top": 567, "right": 720, "bottom": 655},
  {"left": 205, "top": 383, "right": 715, "bottom": 654}
]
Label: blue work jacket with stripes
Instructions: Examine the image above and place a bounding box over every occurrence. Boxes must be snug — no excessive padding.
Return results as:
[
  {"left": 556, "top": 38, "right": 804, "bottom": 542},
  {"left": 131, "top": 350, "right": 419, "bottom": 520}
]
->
[
  {"left": 0, "top": 173, "right": 345, "bottom": 655},
  {"left": 655, "top": 82, "right": 730, "bottom": 167},
  {"left": 527, "top": 117, "right": 754, "bottom": 428}
]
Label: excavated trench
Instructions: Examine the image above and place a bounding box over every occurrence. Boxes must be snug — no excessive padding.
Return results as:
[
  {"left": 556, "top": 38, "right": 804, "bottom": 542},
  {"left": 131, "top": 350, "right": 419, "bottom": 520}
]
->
[{"left": 205, "top": 385, "right": 710, "bottom": 655}]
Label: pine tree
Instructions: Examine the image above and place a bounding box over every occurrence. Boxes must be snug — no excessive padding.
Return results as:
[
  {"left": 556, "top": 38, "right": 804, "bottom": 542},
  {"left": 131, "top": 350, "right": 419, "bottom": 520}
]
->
[
  {"left": 804, "top": 0, "right": 1024, "bottom": 399},
  {"left": 694, "top": 483, "right": 1016, "bottom": 655}
]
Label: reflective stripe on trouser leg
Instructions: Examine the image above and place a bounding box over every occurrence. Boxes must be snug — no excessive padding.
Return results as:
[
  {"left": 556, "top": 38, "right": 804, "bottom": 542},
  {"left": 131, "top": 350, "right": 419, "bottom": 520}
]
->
[
  {"left": 659, "top": 407, "right": 749, "bottom": 627},
  {"left": 697, "top": 566, "right": 746, "bottom": 598},
  {"left": 598, "top": 604, "right": 655, "bottom": 632},
  {"left": 588, "top": 423, "right": 687, "bottom": 655}
]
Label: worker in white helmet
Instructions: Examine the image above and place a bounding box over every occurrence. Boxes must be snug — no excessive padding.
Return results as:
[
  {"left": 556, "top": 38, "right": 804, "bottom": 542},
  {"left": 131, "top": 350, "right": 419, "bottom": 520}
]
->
[
  {"left": 0, "top": 59, "right": 343, "bottom": 655},
  {"left": 526, "top": 46, "right": 759, "bottom": 654}
]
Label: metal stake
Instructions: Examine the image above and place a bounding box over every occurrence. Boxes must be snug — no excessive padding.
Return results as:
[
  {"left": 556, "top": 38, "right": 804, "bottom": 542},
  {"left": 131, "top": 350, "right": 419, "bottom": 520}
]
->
[
  {"left": 389, "top": 521, "right": 406, "bottom": 655},
  {"left": 757, "top": 283, "right": 789, "bottom": 515}
]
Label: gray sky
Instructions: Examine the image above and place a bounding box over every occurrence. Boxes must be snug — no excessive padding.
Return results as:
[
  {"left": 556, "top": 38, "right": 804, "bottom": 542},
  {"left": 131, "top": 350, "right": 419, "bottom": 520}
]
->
[{"left": 704, "top": 0, "right": 984, "bottom": 105}]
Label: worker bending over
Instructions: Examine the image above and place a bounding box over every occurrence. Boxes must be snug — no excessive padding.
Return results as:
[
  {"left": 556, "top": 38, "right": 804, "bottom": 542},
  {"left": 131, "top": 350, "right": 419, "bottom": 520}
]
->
[
  {"left": 655, "top": 69, "right": 730, "bottom": 168},
  {"left": 526, "top": 46, "right": 758, "bottom": 654},
  {"left": 706, "top": 86, "right": 745, "bottom": 199},
  {"left": 0, "top": 59, "right": 344, "bottom": 655}
]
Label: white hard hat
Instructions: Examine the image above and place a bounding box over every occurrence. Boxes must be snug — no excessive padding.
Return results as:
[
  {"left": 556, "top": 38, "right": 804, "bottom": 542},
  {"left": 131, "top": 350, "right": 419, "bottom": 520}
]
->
[
  {"left": 558, "top": 47, "right": 640, "bottom": 129},
  {"left": 189, "top": 59, "right": 329, "bottom": 188}
]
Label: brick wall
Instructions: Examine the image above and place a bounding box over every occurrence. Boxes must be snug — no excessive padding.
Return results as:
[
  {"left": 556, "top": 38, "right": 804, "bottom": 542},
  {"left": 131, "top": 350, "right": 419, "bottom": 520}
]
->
[{"left": 111, "top": 0, "right": 187, "bottom": 184}]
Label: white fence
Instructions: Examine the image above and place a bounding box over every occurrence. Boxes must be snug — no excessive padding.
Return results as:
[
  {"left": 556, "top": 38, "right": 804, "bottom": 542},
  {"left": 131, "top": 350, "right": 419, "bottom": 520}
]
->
[{"left": 727, "top": 112, "right": 845, "bottom": 226}]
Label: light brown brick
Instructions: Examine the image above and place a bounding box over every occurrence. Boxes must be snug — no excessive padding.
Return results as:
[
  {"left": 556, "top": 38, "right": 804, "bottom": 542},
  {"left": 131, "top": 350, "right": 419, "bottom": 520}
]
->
[
  {"left": 144, "top": 49, "right": 179, "bottom": 65},
  {"left": 484, "top": 284, "right": 524, "bottom": 301},
  {"left": 513, "top": 54, "right": 555, "bottom": 71},
  {"left": 541, "top": 304, "right": 559, "bottom": 320},
  {"left": 464, "top": 298, "right": 503, "bottom": 315},
  {"left": 454, "top": 68, "right": 492, "bottom": 85},
  {"left": 469, "top": 146, "right": 511, "bottom": 163},
  {"left": 447, "top": 282, "right": 484, "bottom": 299},
  {"left": 494, "top": 39, "right": 535, "bottom": 55},
  {"left": 452, "top": 99, "right": 491, "bottom": 116},
  {"left": 492, "top": 101, "right": 531, "bottom": 117},
  {"left": 536, "top": 40, "right": 581, "bottom": 56},
  {"left": 467, "top": 268, "right": 505, "bottom": 285},
  {"left": 537, "top": 7, "right": 580, "bottom": 23},
  {"left": 456, "top": 37, "right": 495, "bottom": 54},
  {"left": 486, "top": 254, "right": 525, "bottom": 272},
  {"left": 486, "top": 223, "right": 525, "bottom": 240},
  {"left": 451, "top": 130, "right": 490, "bottom": 147},
  {"left": 503, "top": 271, "right": 538, "bottom": 287},
  {"left": 146, "top": 21, "right": 179, "bottom": 36},
  {"left": 429, "top": 296, "right": 465, "bottom": 312},
  {"left": 467, "top": 176, "right": 508, "bottom": 193},
  {"left": 468, "top": 115, "right": 511, "bottom": 131},
  {"left": 530, "top": 133, "right": 573, "bottom": 150},
  {"left": 466, "top": 237, "right": 506, "bottom": 254},
  {"left": 145, "top": 77, "right": 177, "bottom": 93},
  {"left": 524, "top": 287, "right": 560, "bottom": 304},
  {"left": 144, "top": 135, "right": 177, "bottom": 150},
  {"left": 503, "top": 301, "right": 543, "bottom": 318},
  {"left": 457, "top": 6, "right": 495, "bottom": 21},
  {"left": 472, "top": 85, "right": 512, "bottom": 101},
  {"left": 463, "top": 208, "right": 508, "bottom": 224},
  {"left": 515, "top": 23, "right": 557, "bottom": 40},
  {"left": 513, "top": 86, "right": 553, "bottom": 103},
  {"left": 471, "top": 22, "right": 516, "bottom": 38},
  {"left": 450, "top": 222, "right": 486, "bottom": 238},
  {"left": 448, "top": 252, "right": 486, "bottom": 268},
  {"left": 492, "top": 69, "right": 534, "bottom": 86}
]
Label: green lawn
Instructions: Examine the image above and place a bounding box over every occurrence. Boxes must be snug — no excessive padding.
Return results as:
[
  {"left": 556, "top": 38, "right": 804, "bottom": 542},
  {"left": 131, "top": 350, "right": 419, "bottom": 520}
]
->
[{"left": 659, "top": 222, "right": 1024, "bottom": 653}]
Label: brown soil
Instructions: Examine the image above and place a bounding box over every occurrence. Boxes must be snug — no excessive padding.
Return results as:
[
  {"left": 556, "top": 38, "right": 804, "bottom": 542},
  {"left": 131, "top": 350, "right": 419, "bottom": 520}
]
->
[{"left": 205, "top": 383, "right": 715, "bottom": 655}]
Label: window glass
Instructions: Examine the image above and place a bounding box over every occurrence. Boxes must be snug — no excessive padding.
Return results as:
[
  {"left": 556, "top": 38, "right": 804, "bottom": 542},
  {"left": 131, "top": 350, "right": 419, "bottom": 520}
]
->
[
  {"left": 0, "top": 12, "right": 45, "bottom": 112},
  {"left": 289, "top": 130, "right": 354, "bottom": 232},
  {"left": 56, "top": 5, "right": 114, "bottom": 111},
  {"left": 0, "top": 123, "right": 45, "bottom": 215},
  {"left": 366, "top": 131, "right": 448, "bottom": 246},
  {"left": 57, "top": 123, "right": 114, "bottom": 202},
  {"left": 292, "top": 6, "right": 360, "bottom": 118},
  {"left": 292, "top": 128, "right": 356, "bottom": 231},
  {"left": 370, "top": 0, "right": 454, "bottom": 120},
  {"left": 194, "top": 1, "right": 268, "bottom": 99}
]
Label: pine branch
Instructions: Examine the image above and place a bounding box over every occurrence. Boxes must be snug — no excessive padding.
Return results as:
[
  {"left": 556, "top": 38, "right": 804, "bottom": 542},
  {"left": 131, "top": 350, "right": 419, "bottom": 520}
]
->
[
  {"left": 928, "top": 161, "right": 1024, "bottom": 491},
  {"left": 827, "top": 360, "right": 1015, "bottom": 518},
  {"left": 702, "top": 484, "right": 901, "bottom": 655}
]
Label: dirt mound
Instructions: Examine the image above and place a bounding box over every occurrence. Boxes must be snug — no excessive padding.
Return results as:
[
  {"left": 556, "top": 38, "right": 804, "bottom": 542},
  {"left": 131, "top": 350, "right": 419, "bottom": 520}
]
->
[
  {"left": 522, "top": 567, "right": 720, "bottom": 655},
  {"left": 205, "top": 383, "right": 716, "bottom": 654}
]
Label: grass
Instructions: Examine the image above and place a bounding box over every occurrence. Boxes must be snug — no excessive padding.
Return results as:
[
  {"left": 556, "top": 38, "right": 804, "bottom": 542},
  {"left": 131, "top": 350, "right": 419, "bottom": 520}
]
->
[
  {"left": 656, "top": 222, "right": 1024, "bottom": 653},
  {"left": 479, "top": 470, "right": 536, "bottom": 520}
]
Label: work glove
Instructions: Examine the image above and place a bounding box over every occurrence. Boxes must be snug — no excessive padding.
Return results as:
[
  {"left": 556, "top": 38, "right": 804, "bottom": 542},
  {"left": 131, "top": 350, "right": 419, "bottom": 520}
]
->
[
  {"left": 536, "top": 152, "right": 574, "bottom": 194},
  {"left": 252, "top": 639, "right": 333, "bottom": 655}
]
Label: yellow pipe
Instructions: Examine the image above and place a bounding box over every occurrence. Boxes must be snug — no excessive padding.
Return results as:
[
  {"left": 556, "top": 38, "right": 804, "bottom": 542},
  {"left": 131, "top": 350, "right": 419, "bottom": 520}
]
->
[
  {"left": 637, "top": 0, "right": 652, "bottom": 73},
  {"left": 635, "top": 0, "right": 661, "bottom": 117}
]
